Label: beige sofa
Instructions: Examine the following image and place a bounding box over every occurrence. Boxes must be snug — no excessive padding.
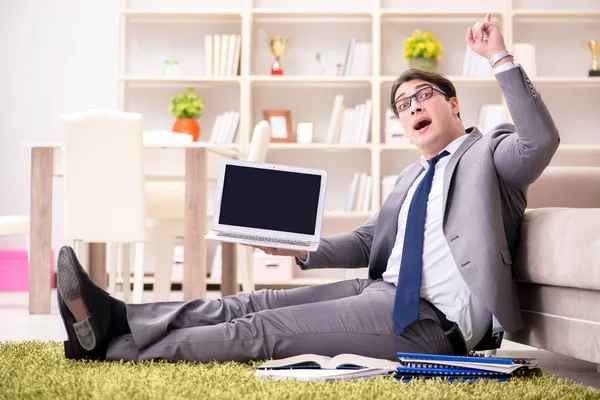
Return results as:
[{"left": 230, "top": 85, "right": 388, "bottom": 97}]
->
[{"left": 506, "top": 166, "right": 600, "bottom": 369}]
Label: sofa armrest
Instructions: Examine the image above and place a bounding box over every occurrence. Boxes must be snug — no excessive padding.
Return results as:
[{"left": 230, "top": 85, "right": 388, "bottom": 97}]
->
[{"left": 514, "top": 208, "right": 600, "bottom": 291}]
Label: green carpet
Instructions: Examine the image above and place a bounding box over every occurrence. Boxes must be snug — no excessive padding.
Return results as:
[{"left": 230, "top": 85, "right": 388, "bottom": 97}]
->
[{"left": 1, "top": 342, "right": 598, "bottom": 400}]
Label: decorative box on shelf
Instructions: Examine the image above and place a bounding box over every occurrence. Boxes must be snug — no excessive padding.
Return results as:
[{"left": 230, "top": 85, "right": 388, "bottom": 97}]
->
[{"left": 253, "top": 250, "right": 294, "bottom": 282}]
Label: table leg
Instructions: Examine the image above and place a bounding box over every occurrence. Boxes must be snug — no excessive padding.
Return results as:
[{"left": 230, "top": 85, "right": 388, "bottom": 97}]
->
[
  {"left": 184, "top": 147, "right": 207, "bottom": 300},
  {"left": 29, "top": 148, "right": 53, "bottom": 314},
  {"left": 220, "top": 242, "right": 238, "bottom": 296},
  {"left": 88, "top": 243, "right": 107, "bottom": 290}
]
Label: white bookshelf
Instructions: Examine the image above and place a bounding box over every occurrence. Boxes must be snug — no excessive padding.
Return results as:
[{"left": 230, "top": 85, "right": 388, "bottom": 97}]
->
[{"left": 117, "top": 0, "right": 600, "bottom": 286}]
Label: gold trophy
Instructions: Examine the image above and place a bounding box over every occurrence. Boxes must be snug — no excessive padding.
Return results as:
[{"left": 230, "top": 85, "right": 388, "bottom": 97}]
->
[
  {"left": 268, "top": 35, "right": 292, "bottom": 75},
  {"left": 586, "top": 40, "right": 600, "bottom": 77}
]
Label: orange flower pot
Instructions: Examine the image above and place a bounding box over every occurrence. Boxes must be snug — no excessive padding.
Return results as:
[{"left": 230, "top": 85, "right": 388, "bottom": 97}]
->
[{"left": 173, "top": 118, "right": 200, "bottom": 141}]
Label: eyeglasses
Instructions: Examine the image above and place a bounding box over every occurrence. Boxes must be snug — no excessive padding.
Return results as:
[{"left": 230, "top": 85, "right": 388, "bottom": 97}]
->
[{"left": 392, "top": 85, "right": 448, "bottom": 114}]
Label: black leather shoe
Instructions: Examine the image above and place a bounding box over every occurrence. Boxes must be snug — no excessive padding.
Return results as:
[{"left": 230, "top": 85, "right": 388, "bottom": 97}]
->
[{"left": 57, "top": 245, "right": 112, "bottom": 360}]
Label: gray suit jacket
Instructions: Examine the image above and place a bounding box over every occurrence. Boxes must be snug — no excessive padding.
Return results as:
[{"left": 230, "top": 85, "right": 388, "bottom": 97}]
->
[{"left": 299, "top": 65, "right": 560, "bottom": 334}]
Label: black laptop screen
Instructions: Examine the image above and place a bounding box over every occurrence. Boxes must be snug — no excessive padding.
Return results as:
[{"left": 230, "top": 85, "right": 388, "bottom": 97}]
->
[{"left": 218, "top": 164, "right": 322, "bottom": 235}]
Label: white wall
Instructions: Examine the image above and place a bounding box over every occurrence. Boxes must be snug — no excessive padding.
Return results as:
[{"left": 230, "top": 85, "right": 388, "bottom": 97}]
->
[{"left": 0, "top": 0, "right": 117, "bottom": 251}]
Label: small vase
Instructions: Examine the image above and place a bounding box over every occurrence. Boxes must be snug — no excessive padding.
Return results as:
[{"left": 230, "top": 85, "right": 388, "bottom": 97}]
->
[
  {"left": 409, "top": 58, "right": 437, "bottom": 72},
  {"left": 173, "top": 118, "right": 200, "bottom": 141}
]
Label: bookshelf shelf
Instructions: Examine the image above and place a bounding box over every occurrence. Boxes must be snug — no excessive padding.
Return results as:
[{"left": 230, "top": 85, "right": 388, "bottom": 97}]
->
[
  {"left": 380, "top": 10, "right": 504, "bottom": 19},
  {"left": 121, "top": 76, "right": 242, "bottom": 85},
  {"left": 251, "top": 9, "right": 373, "bottom": 18},
  {"left": 122, "top": 10, "right": 243, "bottom": 20},
  {"left": 380, "top": 75, "right": 497, "bottom": 84},
  {"left": 267, "top": 143, "right": 372, "bottom": 150},
  {"left": 511, "top": 10, "right": 600, "bottom": 19},
  {"left": 118, "top": 0, "right": 600, "bottom": 287},
  {"left": 250, "top": 76, "right": 373, "bottom": 85}
]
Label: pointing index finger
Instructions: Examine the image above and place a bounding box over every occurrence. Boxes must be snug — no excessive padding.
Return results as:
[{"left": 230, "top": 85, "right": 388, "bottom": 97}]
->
[{"left": 484, "top": 13, "right": 491, "bottom": 23}]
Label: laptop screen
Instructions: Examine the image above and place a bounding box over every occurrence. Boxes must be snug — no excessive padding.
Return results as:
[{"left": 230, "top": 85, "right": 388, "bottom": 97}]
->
[{"left": 218, "top": 164, "right": 322, "bottom": 235}]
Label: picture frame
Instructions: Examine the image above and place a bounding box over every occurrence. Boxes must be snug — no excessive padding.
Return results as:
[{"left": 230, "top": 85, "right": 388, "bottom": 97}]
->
[{"left": 263, "top": 110, "right": 294, "bottom": 143}]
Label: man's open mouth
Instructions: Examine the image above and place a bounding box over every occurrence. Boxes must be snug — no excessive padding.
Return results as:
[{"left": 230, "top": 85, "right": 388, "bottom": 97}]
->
[{"left": 413, "top": 118, "right": 432, "bottom": 132}]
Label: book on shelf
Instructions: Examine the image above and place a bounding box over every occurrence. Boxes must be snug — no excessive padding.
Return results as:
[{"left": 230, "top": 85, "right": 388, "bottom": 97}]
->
[
  {"left": 209, "top": 111, "right": 240, "bottom": 144},
  {"left": 205, "top": 34, "right": 241, "bottom": 77},
  {"left": 341, "top": 37, "right": 372, "bottom": 77},
  {"left": 326, "top": 95, "right": 372, "bottom": 144},
  {"left": 256, "top": 353, "right": 401, "bottom": 370},
  {"left": 346, "top": 172, "right": 371, "bottom": 212}
]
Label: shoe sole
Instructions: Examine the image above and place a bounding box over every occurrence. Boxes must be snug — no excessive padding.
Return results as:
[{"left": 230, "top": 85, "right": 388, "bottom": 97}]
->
[{"left": 56, "top": 246, "right": 108, "bottom": 360}]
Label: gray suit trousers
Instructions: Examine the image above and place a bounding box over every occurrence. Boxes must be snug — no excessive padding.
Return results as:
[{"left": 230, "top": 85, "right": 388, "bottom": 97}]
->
[{"left": 106, "top": 278, "right": 455, "bottom": 363}]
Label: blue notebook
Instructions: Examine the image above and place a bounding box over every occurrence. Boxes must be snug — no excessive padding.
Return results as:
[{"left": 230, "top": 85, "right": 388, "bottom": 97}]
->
[
  {"left": 396, "top": 366, "right": 508, "bottom": 376},
  {"left": 395, "top": 375, "right": 509, "bottom": 383},
  {"left": 396, "top": 352, "right": 538, "bottom": 375},
  {"left": 396, "top": 352, "right": 537, "bottom": 366}
]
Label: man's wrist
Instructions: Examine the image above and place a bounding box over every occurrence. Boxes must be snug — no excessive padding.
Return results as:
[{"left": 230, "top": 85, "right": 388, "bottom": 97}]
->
[
  {"left": 297, "top": 251, "right": 309, "bottom": 263},
  {"left": 492, "top": 56, "right": 514, "bottom": 68},
  {"left": 488, "top": 47, "right": 513, "bottom": 65}
]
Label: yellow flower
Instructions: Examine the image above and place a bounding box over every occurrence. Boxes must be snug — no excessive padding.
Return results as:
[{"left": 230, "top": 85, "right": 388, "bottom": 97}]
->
[{"left": 404, "top": 29, "right": 443, "bottom": 60}]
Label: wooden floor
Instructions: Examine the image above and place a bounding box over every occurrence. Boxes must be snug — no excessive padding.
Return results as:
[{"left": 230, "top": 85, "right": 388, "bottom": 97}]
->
[{"left": 1, "top": 290, "right": 598, "bottom": 390}]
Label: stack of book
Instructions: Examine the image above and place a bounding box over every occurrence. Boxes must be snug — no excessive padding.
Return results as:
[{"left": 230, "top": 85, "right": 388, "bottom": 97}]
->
[
  {"left": 204, "top": 34, "right": 241, "bottom": 77},
  {"left": 346, "top": 172, "right": 371, "bottom": 212},
  {"left": 340, "top": 37, "right": 372, "bottom": 76},
  {"left": 394, "top": 352, "right": 541, "bottom": 383},
  {"left": 253, "top": 352, "right": 540, "bottom": 383},
  {"left": 325, "top": 94, "right": 372, "bottom": 144},
  {"left": 208, "top": 111, "right": 240, "bottom": 144}
]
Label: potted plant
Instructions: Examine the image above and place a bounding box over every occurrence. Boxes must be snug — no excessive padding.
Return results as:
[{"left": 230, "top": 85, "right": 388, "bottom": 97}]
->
[
  {"left": 168, "top": 87, "right": 205, "bottom": 141},
  {"left": 403, "top": 30, "right": 443, "bottom": 72}
]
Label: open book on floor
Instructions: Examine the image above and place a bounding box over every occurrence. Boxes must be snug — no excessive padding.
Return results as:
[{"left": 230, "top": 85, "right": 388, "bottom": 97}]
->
[
  {"left": 256, "top": 353, "right": 401, "bottom": 370},
  {"left": 255, "top": 367, "right": 393, "bottom": 382},
  {"left": 396, "top": 352, "right": 539, "bottom": 375}
]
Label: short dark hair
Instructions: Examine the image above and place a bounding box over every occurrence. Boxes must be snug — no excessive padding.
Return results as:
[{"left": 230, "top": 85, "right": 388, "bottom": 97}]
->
[{"left": 390, "top": 69, "right": 460, "bottom": 119}]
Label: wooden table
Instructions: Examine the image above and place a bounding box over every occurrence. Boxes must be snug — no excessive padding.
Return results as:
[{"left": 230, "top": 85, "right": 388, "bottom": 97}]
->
[{"left": 25, "top": 142, "right": 240, "bottom": 314}]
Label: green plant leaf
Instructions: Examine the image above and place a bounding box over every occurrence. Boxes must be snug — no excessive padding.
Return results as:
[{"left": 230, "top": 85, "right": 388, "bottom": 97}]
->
[{"left": 168, "top": 87, "right": 205, "bottom": 119}]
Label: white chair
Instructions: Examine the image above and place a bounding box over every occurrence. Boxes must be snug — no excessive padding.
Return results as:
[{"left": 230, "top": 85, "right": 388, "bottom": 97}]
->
[
  {"left": 147, "top": 120, "right": 271, "bottom": 300},
  {"left": 61, "top": 109, "right": 179, "bottom": 304},
  {"left": 234, "top": 120, "right": 271, "bottom": 293},
  {"left": 0, "top": 216, "right": 31, "bottom": 260}
]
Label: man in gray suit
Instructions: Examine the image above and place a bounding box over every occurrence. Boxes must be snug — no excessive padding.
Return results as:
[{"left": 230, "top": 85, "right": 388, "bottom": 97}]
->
[{"left": 57, "top": 13, "right": 559, "bottom": 363}]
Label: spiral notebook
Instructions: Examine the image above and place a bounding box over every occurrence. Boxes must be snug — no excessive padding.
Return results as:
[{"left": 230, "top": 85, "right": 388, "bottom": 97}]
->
[{"left": 396, "top": 352, "right": 538, "bottom": 375}]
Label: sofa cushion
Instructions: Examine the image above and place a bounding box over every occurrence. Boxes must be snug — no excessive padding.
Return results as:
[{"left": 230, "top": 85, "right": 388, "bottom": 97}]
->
[{"left": 514, "top": 208, "right": 600, "bottom": 290}]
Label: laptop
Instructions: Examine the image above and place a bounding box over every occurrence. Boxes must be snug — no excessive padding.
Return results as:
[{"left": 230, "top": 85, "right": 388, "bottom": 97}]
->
[{"left": 204, "top": 159, "right": 327, "bottom": 251}]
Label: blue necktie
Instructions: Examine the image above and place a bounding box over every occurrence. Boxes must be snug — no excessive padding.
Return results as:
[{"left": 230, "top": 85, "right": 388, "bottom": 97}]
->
[{"left": 393, "top": 150, "right": 450, "bottom": 335}]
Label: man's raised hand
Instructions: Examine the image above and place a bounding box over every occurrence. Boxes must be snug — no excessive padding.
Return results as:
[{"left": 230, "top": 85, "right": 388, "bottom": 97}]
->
[{"left": 465, "top": 13, "right": 507, "bottom": 60}]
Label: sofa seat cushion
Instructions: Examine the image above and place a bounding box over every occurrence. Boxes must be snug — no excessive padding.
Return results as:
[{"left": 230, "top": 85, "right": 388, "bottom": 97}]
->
[{"left": 514, "top": 208, "right": 600, "bottom": 290}]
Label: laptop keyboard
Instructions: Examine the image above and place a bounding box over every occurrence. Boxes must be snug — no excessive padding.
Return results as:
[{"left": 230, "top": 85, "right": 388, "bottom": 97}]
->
[{"left": 215, "top": 232, "right": 311, "bottom": 247}]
